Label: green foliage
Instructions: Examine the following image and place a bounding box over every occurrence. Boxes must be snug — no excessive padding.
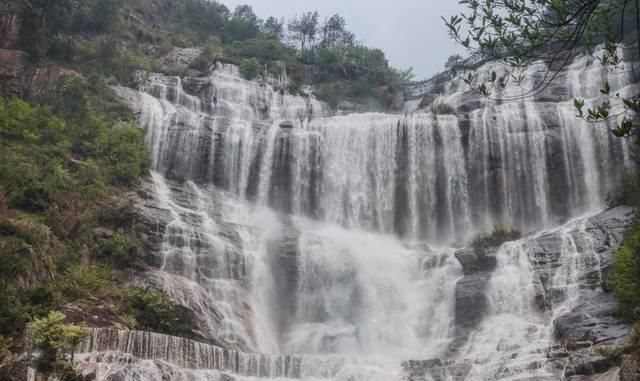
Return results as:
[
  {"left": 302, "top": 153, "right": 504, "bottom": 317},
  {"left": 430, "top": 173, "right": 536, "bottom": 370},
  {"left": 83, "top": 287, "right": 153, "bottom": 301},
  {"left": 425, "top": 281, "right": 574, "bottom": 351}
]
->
[
  {"left": 288, "top": 11, "right": 320, "bottom": 60},
  {"left": 56, "top": 265, "right": 112, "bottom": 303},
  {"left": 595, "top": 324, "right": 640, "bottom": 367},
  {"left": 430, "top": 101, "right": 456, "bottom": 115},
  {"left": 93, "top": 231, "right": 144, "bottom": 269},
  {"left": 0, "top": 336, "right": 8, "bottom": 361},
  {"left": 445, "top": 0, "right": 638, "bottom": 136},
  {"left": 471, "top": 224, "right": 523, "bottom": 256},
  {"left": 229, "top": 37, "right": 296, "bottom": 64},
  {"left": 0, "top": 237, "right": 31, "bottom": 282},
  {"left": 170, "top": 0, "right": 229, "bottom": 43},
  {"left": 223, "top": 17, "right": 260, "bottom": 42},
  {"left": 20, "top": 286, "right": 61, "bottom": 322},
  {"left": 0, "top": 93, "right": 148, "bottom": 352},
  {"left": 318, "top": 48, "right": 340, "bottom": 65},
  {"left": 17, "top": 0, "right": 408, "bottom": 109},
  {"left": 0, "top": 92, "right": 148, "bottom": 212},
  {"left": 315, "top": 80, "right": 380, "bottom": 109},
  {"left": 609, "top": 220, "right": 640, "bottom": 321},
  {"left": 0, "top": 283, "right": 25, "bottom": 338},
  {"left": 122, "top": 288, "right": 188, "bottom": 335},
  {"left": 95, "top": 123, "right": 150, "bottom": 186},
  {"left": 192, "top": 38, "right": 223, "bottom": 71},
  {"left": 608, "top": 170, "right": 640, "bottom": 207},
  {"left": 239, "top": 58, "right": 261, "bottom": 80},
  {"left": 31, "top": 311, "right": 89, "bottom": 370}
]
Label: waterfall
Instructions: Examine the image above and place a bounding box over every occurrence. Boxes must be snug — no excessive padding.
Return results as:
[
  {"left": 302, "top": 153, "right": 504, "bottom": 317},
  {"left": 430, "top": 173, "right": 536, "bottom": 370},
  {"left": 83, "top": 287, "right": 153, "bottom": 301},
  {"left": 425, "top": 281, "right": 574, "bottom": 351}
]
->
[
  {"left": 74, "top": 54, "right": 638, "bottom": 380},
  {"left": 115, "top": 57, "right": 632, "bottom": 245}
]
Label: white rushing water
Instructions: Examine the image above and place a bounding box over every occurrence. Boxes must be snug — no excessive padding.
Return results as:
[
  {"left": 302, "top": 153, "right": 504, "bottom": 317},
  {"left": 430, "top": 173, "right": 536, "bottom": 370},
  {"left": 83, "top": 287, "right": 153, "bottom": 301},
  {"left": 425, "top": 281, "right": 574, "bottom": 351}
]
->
[{"left": 74, "top": 56, "right": 637, "bottom": 380}]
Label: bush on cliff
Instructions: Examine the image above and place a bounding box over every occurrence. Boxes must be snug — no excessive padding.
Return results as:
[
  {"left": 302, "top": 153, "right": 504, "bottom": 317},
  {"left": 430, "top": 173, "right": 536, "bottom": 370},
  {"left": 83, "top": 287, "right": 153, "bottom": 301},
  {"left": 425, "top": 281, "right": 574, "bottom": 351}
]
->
[
  {"left": 31, "top": 311, "right": 89, "bottom": 372},
  {"left": 122, "top": 288, "right": 190, "bottom": 335},
  {"left": 609, "top": 220, "right": 640, "bottom": 321},
  {"left": 471, "top": 224, "right": 523, "bottom": 256},
  {"left": 239, "top": 57, "right": 261, "bottom": 80},
  {"left": 608, "top": 170, "right": 640, "bottom": 208}
]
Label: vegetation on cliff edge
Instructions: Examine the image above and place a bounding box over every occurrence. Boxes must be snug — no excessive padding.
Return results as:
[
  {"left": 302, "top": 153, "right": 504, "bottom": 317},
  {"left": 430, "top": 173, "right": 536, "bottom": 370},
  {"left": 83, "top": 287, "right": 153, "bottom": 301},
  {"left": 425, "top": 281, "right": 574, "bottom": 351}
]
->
[{"left": 9, "top": 0, "right": 411, "bottom": 109}]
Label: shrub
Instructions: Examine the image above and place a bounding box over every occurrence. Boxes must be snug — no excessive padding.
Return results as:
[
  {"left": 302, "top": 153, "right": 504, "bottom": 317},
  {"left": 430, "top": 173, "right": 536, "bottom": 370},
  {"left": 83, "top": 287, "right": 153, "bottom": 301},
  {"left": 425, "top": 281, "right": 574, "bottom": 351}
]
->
[
  {"left": 315, "top": 80, "right": 383, "bottom": 109},
  {"left": 95, "top": 123, "right": 150, "bottom": 186},
  {"left": 471, "top": 224, "right": 523, "bottom": 256},
  {"left": 31, "top": 311, "right": 89, "bottom": 370},
  {"left": 93, "top": 231, "right": 144, "bottom": 269},
  {"left": 122, "top": 288, "right": 189, "bottom": 335},
  {"left": 239, "top": 58, "right": 261, "bottom": 80},
  {"left": 608, "top": 169, "right": 640, "bottom": 207},
  {"left": 431, "top": 101, "right": 456, "bottom": 115},
  {"left": 314, "top": 82, "right": 345, "bottom": 108},
  {"left": 20, "top": 286, "right": 61, "bottom": 321},
  {"left": 0, "top": 237, "right": 31, "bottom": 282},
  {"left": 609, "top": 220, "right": 640, "bottom": 321},
  {"left": 229, "top": 37, "right": 296, "bottom": 64},
  {"left": 192, "top": 38, "right": 223, "bottom": 71},
  {"left": 57, "top": 265, "right": 112, "bottom": 302},
  {"left": 318, "top": 48, "right": 340, "bottom": 65},
  {"left": 0, "top": 282, "right": 25, "bottom": 337}
]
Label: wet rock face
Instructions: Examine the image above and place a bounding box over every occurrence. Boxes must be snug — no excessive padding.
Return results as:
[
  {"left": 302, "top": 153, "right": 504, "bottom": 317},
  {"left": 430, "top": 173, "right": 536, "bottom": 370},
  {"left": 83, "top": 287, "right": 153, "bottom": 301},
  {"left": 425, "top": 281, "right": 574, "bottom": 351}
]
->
[
  {"left": 535, "top": 207, "right": 634, "bottom": 341},
  {"left": 454, "top": 247, "right": 498, "bottom": 276},
  {"left": 60, "top": 303, "right": 128, "bottom": 330},
  {"left": 454, "top": 273, "right": 491, "bottom": 329},
  {"left": 449, "top": 206, "right": 634, "bottom": 378},
  {"left": 0, "top": 13, "right": 20, "bottom": 49},
  {"left": 453, "top": 247, "right": 498, "bottom": 330},
  {"left": 402, "top": 359, "right": 472, "bottom": 381},
  {"left": 553, "top": 293, "right": 631, "bottom": 342},
  {"left": 159, "top": 47, "right": 203, "bottom": 72}
]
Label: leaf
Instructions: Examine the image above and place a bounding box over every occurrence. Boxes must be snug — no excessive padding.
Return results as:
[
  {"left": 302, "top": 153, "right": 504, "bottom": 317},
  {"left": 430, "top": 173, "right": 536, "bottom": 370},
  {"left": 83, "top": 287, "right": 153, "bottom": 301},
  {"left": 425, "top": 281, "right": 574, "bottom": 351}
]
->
[{"left": 573, "top": 98, "right": 584, "bottom": 117}]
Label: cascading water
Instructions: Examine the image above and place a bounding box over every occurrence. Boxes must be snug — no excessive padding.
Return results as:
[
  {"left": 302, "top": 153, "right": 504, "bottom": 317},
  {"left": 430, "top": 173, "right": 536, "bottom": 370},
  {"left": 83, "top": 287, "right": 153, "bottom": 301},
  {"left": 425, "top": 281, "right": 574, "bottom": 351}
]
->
[{"left": 75, "top": 54, "right": 639, "bottom": 380}]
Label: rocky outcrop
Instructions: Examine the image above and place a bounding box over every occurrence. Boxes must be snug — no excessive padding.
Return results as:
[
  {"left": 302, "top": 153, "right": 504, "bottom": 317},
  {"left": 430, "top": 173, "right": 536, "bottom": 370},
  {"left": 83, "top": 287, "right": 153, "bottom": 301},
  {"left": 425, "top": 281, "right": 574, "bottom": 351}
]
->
[
  {"left": 553, "top": 293, "right": 631, "bottom": 342},
  {"left": 402, "top": 359, "right": 472, "bottom": 381},
  {"left": 453, "top": 247, "right": 498, "bottom": 330},
  {"left": 542, "top": 207, "right": 633, "bottom": 341},
  {"left": 0, "top": 13, "right": 21, "bottom": 49},
  {"left": 454, "top": 273, "right": 491, "bottom": 329},
  {"left": 28, "top": 67, "right": 77, "bottom": 96},
  {"left": 0, "top": 11, "right": 27, "bottom": 97},
  {"left": 59, "top": 303, "right": 128, "bottom": 331},
  {"left": 454, "top": 247, "right": 498, "bottom": 276},
  {"left": 158, "top": 47, "right": 203, "bottom": 72},
  {"left": 0, "top": 48, "right": 27, "bottom": 97}
]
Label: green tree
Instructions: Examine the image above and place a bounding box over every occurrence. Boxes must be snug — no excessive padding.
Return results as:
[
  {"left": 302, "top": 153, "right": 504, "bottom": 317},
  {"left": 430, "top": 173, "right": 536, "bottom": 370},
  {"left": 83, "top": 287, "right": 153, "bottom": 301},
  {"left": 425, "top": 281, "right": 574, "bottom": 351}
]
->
[
  {"left": 223, "top": 4, "right": 261, "bottom": 41},
  {"left": 239, "top": 57, "right": 261, "bottom": 80},
  {"left": 288, "top": 11, "right": 320, "bottom": 60},
  {"left": 95, "top": 122, "right": 150, "bottom": 186},
  {"left": 444, "top": 54, "right": 463, "bottom": 70},
  {"left": 123, "top": 288, "right": 187, "bottom": 335},
  {"left": 262, "top": 16, "right": 285, "bottom": 40},
  {"left": 319, "top": 14, "right": 354, "bottom": 49},
  {"left": 31, "top": 311, "right": 89, "bottom": 370},
  {"left": 608, "top": 221, "right": 640, "bottom": 321},
  {"left": 444, "top": 0, "right": 640, "bottom": 137}
]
